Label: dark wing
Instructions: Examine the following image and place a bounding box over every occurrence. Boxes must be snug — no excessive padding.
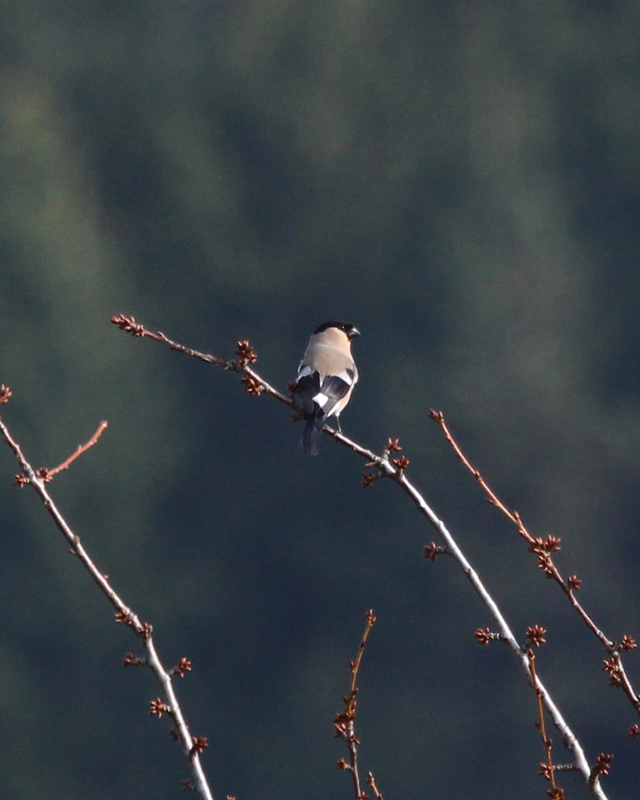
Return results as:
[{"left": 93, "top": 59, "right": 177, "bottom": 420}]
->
[
  {"left": 295, "top": 369, "right": 354, "bottom": 418},
  {"left": 317, "top": 373, "right": 353, "bottom": 418},
  {"left": 296, "top": 368, "right": 356, "bottom": 455},
  {"left": 295, "top": 371, "right": 321, "bottom": 416}
]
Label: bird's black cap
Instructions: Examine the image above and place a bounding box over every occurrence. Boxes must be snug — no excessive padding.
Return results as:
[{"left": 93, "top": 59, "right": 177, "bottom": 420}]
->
[{"left": 313, "top": 321, "right": 360, "bottom": 338}]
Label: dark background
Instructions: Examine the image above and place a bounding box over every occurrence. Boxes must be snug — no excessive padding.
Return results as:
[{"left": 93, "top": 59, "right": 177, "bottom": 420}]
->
[{"left": 1, "top": 2, "right": 640, "bottom": 798}]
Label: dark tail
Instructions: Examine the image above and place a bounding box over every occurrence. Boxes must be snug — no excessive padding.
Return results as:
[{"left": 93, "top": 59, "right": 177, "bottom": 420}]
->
[{"left": 301, "top": 407, "right": 325, "bottom": 456}]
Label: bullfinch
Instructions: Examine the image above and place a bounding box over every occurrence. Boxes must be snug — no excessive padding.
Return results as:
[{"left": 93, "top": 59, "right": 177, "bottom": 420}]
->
[{"left": 294, "top": 321, "right": 360, "bottom": 455}]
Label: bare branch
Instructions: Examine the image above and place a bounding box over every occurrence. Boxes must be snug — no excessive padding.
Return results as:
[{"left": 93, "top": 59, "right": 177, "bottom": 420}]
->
[
  {"left": 25, "top": 420, "right": 109, "bottom": 484},
  {"left": 366, "top": 771, "right": 384, "bottom": 800},
  {"left": 529, "top": 647, "right": 570, "bottom": 798},
  {"left": 0, "top": 406, "right": 215, "bottom": 800},
  {"left": 335, "top": 610, "right": 378, "bottom": 800},
  {"left": 431, "top": 408, "right": 640, "bottom": 717}
]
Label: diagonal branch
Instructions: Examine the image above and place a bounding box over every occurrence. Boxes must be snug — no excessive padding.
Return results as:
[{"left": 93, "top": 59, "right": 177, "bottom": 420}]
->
[
  {"left": 430, "top": 409, "right": 640, "bottom": 716},
  {"left": 0, "top": 410, "right": 215, "bottom": 800},
  {"left": 335, "top": 610, "right": 379, "bottom": 800}
]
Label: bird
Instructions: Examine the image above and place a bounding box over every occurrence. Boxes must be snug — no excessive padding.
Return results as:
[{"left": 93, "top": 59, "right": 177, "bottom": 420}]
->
[{"left": 294, "top": 321, "right": 360, "bottom": 455}]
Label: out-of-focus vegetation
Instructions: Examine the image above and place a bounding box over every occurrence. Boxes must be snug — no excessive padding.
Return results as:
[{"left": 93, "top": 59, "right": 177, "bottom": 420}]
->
[{"left": 2, "top": 2, "right": 640, "bottom": 798}]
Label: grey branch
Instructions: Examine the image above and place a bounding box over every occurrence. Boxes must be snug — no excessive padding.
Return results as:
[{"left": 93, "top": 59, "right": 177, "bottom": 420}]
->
[{"left": 0, "top": 416, "right": 214, "bottom": 800}]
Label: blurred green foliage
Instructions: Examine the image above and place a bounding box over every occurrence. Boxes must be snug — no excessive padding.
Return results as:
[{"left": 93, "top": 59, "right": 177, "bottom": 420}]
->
[{"left": 1, "top": 1, "right": 640, "bottom": 798}]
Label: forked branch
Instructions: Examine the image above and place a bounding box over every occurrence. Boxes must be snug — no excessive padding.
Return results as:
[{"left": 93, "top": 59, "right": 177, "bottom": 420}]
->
[
  {"left": 430, "top": 409, "right": 640, "bottom": 716},
  {"left": 0, "top": 397, "right": 214, "bottom": 800}
]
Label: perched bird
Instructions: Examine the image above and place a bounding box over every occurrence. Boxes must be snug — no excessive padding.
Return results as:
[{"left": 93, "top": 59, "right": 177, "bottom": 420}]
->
[{"left": 294, "top": 321, "right": 360, "bottom": 455}]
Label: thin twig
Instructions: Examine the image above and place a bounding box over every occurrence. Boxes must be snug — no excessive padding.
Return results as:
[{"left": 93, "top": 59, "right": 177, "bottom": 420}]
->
[
  {"left": 28, "top": 420, "right": 109, "bottom": 483},
  {"left": 528, "top": 648, "right": 564, "bottom": 797},
  {"left": 112, "top": 315, "right": 609, "bottom": 800},
  {"left": 335, "top": 610, "right": 379, "bottom": 800},
  {"left": 0, "top": 411, "right": 214, "bottom": 800},
  {"left": 388, "top": 466, "right": 606, "bottom": 798},
  {"left": 367, "top": 771, "right": 384, "bottom": 800}
]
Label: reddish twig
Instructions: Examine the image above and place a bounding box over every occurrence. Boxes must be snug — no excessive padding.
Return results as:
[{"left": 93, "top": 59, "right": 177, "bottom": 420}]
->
[
  {"left": 335, "top": 610, "right": 380, "bottom": 800},
  {"left": 23, "top": 420, "right": 108, "bottom": 484},
  {"left": 48, "top": 420, "right": 108, "bottom": 477},
  {"left": 528, "top": 646, "right": 567, "bottom": 798},
  {"left": 366, "top": 771, "right": 384, "bottom": 800},
  {"left": 430, "top": 409, "right": 640, "bottom": 716},
  {"left": 429, "top": 409, "right": 522, "bottom": 525},
  {"left": 0, "top": 404, "right": 213, "bottom": 800},
  {"left": 111, "top": 314, "right": 291, "bottom": 407}
]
